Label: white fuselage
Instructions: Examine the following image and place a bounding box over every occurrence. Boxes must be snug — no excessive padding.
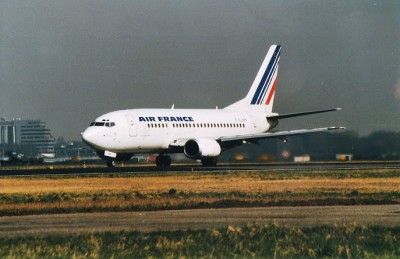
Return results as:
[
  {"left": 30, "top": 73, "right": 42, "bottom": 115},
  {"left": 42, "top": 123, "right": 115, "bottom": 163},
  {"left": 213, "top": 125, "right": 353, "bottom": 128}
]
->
[
  {"left": 80, "top": 45, "right": 343, "bottom": 167},
  {"left": 81, "top": 108, "right": 273, "bottom": 154}
]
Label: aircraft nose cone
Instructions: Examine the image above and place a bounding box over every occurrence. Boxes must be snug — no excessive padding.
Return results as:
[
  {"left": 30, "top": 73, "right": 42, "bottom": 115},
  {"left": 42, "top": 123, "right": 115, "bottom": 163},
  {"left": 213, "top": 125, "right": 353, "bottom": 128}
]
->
[{"left": 81, "top": 129, "right": 97, "bottom": 147}]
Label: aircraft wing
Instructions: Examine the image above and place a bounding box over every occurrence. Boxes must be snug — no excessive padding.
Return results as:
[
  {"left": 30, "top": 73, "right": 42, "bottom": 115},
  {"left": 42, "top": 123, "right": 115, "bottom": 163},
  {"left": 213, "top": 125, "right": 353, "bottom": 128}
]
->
[
  {"left": 219, "top": 126, "right": 345, "bottom": 143},
  {"left": 169, "top": 126, "right": 345, "bottom": 148}
]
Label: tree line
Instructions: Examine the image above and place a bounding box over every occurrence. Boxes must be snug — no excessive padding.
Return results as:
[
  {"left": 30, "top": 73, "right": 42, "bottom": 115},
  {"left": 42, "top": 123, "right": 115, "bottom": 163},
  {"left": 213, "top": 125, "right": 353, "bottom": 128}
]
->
[{"left": 223, "top": 130, "right": 400, "bottom": 161}]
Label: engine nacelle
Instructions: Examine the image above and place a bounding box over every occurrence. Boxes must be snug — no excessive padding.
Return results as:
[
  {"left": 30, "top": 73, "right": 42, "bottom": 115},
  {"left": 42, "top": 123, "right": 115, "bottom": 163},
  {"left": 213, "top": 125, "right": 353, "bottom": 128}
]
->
[{"left": 184, "top": 138, "right": 221, "bottom": 159}]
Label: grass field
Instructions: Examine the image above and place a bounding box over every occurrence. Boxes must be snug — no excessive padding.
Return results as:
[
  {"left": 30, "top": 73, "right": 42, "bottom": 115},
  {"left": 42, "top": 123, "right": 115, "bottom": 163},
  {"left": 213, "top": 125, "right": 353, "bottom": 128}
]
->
[
  {"left": 1, "top": 168, "right": 400, "bottom": 257},
  {"left": 0, "top": 169, "right": 399, "bottom": 216},
  {"left": 0, "top": 224, "right": 399, "bottom": 258}
]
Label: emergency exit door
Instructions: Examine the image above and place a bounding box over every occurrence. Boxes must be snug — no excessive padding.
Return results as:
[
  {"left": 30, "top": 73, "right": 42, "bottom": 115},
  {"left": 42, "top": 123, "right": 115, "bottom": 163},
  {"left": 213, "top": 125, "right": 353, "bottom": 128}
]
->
[{"left": 125, "top": 115, "right": 137, "bottom": 137}]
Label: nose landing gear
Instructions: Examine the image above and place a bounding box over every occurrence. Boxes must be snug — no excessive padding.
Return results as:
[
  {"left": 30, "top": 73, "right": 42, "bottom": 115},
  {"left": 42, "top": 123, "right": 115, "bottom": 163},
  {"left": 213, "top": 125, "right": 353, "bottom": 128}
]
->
[
  {"left": 155, "top": 155, "right": 172, "bottom": 167},
  {"left": 107, "top": 159, "right": 117, "bottom": 168}
]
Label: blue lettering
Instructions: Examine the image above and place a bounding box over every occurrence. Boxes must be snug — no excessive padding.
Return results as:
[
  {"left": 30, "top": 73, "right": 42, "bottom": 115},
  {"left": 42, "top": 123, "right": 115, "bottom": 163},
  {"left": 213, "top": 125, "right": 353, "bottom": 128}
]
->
[{"left": 139, "top": 116, "right": 194, "bottom": 122}]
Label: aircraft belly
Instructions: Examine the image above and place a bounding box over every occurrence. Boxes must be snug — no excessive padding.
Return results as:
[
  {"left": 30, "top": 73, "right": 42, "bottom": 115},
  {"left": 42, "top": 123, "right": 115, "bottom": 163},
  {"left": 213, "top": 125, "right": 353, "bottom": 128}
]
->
[{"left": 108, "top": 135, "right": 168, "bottom": 153}]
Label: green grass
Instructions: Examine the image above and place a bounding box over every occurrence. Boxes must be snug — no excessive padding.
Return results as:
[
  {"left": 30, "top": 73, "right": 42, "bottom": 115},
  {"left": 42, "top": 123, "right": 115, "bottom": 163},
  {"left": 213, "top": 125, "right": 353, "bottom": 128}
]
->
[
  {"left": 1, "top": 224, "right": 399, "bottom": 258},
  {"left": 0, "top": 190, "right": 398, "bottom": 216}
]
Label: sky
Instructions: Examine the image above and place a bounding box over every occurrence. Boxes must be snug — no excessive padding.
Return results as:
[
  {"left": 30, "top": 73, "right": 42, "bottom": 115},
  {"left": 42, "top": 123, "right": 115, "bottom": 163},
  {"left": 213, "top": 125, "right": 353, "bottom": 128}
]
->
[{"left": 1, "top": 0, "right": 400, "bottom": 140}]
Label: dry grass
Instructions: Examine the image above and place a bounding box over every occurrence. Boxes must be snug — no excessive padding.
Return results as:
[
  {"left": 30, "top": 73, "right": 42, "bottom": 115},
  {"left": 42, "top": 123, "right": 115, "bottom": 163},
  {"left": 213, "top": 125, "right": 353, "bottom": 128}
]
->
[
  {"left": 0, "top": 175, "right": 399, "bottom": 194},
  {"left": 0, "top": 170, "right": 399, "bottom": 215}
]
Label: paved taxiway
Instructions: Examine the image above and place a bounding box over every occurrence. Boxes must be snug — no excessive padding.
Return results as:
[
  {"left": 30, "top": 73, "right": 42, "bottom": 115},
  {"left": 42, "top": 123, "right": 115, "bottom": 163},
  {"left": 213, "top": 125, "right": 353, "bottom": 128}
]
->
[
  {"left": 1, "top": 161, "right": 400, "bottom": 176},
  {"left": 1, "top": 205, "right": 399, "bottom": 237}
]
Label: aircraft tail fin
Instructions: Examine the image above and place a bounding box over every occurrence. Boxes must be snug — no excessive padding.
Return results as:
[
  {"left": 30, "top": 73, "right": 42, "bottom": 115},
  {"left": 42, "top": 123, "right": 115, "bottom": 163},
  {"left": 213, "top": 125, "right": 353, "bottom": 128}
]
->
[{"left": 225, "top": 45, "right": 281, "bottom": 113}]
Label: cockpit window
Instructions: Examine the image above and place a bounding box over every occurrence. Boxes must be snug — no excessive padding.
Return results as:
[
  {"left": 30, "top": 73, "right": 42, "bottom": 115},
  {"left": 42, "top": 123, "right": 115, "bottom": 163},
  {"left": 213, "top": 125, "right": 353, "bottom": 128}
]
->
[{"left": 89, "top": 121, "right": 115, "bottom": 127}]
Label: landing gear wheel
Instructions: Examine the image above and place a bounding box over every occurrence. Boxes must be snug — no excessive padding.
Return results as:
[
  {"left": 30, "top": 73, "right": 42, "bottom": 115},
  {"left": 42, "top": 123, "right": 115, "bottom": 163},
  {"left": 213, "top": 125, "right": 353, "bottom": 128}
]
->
[
  {"left": 107, "top": 159, "right": 117, "bottom": 168},
  {"left": 201, "top": 157, "right": 218, "bottom": 166},
  {"left": 156, "top": 155, "right": 172, "bottom": 167}
]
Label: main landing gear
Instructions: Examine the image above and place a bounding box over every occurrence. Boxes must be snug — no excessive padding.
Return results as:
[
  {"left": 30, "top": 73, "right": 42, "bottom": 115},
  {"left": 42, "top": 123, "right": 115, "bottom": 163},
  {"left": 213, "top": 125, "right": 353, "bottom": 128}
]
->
[
  {"left": 201, "top": 157, "right": 218, "bottom": 166},
  {"left": 156, "top": 155, "right": 172, "bottom": 167}
]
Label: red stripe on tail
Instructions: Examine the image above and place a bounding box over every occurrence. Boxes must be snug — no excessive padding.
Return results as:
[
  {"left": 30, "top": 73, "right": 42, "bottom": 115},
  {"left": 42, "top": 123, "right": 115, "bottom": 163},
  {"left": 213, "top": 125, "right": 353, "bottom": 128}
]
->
[{"left": 265, "top": 78, "right": 278, "bottom": 105}]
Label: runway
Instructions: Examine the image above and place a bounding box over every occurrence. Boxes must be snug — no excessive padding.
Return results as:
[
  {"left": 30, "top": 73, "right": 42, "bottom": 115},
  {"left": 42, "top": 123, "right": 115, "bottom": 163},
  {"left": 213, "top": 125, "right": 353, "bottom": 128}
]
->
[
  {"left": 1, "top": 161, "right": 400, "bottom": 176},
  {"left": 1, "top": 205, "right": 399, "bottom": 237}
]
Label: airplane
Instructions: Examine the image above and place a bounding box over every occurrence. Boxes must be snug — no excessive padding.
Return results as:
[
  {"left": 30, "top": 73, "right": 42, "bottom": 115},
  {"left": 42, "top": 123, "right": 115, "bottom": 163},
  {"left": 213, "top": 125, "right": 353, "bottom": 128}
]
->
[{"left": 81, "top": 45, "right": 344, "bottom": 167}]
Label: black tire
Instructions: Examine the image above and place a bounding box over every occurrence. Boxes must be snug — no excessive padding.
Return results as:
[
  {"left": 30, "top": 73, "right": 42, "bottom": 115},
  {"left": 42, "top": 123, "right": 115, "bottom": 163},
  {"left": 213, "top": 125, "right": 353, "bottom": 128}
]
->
[
  {"left": 156, "top": 155, "right": 172, "bottom": 167},
  {"left": 163, "top": 155, "right": 172, "bottom": 166},
  {"left": 201, "top": 157, "right": 217, "bottom": 166}
]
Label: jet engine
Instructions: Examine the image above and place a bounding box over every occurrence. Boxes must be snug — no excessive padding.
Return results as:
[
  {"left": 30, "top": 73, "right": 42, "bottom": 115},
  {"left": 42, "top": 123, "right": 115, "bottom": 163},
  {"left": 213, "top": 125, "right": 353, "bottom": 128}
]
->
[{"left": 184, "top": 138, "right": 221, "bottom": 159}]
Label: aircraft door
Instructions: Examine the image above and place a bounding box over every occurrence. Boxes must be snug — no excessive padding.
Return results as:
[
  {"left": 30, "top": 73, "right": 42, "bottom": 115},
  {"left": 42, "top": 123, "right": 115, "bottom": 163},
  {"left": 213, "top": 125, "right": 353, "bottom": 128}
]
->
[{"left": 125, "top": 115, "right": 137, "bottom": 137}]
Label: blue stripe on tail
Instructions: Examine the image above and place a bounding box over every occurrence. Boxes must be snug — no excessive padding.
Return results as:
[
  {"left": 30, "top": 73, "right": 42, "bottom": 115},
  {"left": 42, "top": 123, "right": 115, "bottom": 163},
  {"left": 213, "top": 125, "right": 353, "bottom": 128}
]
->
[{"left": 250, "top": 45, "right": 281, "bottom": 105}]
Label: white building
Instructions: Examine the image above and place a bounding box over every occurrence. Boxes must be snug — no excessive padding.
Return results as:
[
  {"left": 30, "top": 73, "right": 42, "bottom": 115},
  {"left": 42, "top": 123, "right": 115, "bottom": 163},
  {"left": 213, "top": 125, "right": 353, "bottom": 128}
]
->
[{"left": 0, "top": 118, "right": 55, "bottom": 153}]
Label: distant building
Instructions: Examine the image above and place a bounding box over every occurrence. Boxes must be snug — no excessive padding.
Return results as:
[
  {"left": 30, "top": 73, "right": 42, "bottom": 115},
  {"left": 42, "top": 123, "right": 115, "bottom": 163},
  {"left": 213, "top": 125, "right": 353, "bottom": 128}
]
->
[
  {"left": 336, "top": 154, "right": 353, "bottom": 161},
  {"left": 294, "top": 155, "right": 311, "bottom": 162},
  {"left": 0, "top": 118, "right": 55, "bottom": 153},
  {"left": 0, "top": 121, "right": 15, "bottom": 145}
]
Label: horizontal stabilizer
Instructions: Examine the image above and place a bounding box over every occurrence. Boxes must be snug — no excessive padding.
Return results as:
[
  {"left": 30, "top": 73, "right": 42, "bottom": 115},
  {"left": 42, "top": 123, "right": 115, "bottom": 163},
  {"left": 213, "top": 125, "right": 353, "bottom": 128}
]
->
[{"left": 267, "top": 108, "right": 342, "bottom": 120}]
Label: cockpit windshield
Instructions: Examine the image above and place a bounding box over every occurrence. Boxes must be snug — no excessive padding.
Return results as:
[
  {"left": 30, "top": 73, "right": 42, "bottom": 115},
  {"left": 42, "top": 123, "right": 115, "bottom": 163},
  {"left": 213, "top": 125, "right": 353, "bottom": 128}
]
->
[{"left": 89, "top": 121, "right": 116, "bottom": 127}]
